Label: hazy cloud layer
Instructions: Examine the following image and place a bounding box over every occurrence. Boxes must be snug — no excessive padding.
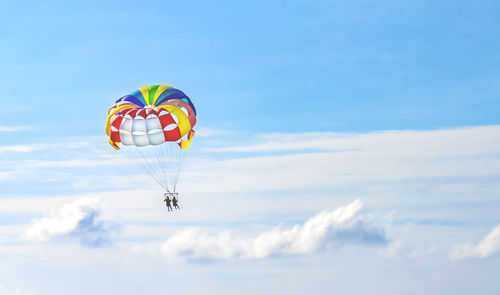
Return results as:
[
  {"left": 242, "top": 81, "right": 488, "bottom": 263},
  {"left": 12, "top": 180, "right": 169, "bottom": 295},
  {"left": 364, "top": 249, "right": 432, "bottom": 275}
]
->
[
  {"left": 0, "top": 144, "right": 48, "bottom": 154},
  {"left": 0, "top": 281, "right": 36, "bottom": 295},
  {"left": 2, "top": 125, "right": 499, "bottom": 196},
  {"left": 0, "top": 126, "right": 32, "bottom": 132},
  {"left": 203, "top": 125, "right": 500, "bottom": 155},
  {"left": 183, "top": 125, "right": 500, "bottom": 194},
  {"left": 0, "top": 140, "right": 93, "bottom": 155},
  {"left": 451, "top": 223, "right": 500, "bottom": 260},
  {"left": 161, "top": 200, "right": 387, "bottom": 261},
  {"left": 26, "top": 198, "right": 115, "bottom": 247}
]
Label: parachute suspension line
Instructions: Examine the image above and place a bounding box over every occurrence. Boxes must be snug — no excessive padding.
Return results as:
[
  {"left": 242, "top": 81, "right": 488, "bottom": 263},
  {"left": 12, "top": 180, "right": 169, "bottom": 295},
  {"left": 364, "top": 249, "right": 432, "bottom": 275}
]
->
[
  {"left": 168, "top": 141, "right": 185, "bottom": 192},
  {"left": 138, "top": 147, "right": 169, "bottom": 192},
  {"left": 163, "top": 143, "right": 176, "bottom": 192},
  {"left": 173, "top": 144, "right": 181, "bottom": 188},
  {"left": 120, "top": 142, "right": 187, "bottom": 193},
  {"left": 164, "top": 145, "right": 173, "bottom": 191},
  {"left": 164, "top": 142, "right": 174, "bottom": 190},
  {"left": 152, "top": 144, "right": 170, "bottom": 192},
  {"left": 158, "top": 144, "right": 170, "bottom": 191},
  {"left": 174, "top": 143, "right": 183, "bottom": 191},
  {"left": 120, "top": 146, "right": 169, "bottom": 192},
  {"left": 135, "top": 147, "right": 167, "bottom": 191},
  {"left": 170, "top": 142, "right": 179, "bottom": 191},
  {"left": 152, "top": 143, "right": 175, "bottom": 193},
  {"left": 173, "top": 145, "right": 187, "bottom": 192},
  {"left": 136, "top": 146, "right": 168, "bottom": 191}
]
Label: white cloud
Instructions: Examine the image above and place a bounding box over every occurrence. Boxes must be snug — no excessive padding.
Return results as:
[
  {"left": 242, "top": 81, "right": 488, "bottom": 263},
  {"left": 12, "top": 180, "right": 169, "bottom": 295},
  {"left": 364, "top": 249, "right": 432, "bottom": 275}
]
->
[
  {"left": 0, "top": 172, "right": 12, "bottom": 181},
  {"left": 0, "top": 139, "right": 95, "bottom": 155},
  {"left": 0, "top": 281, "right": 36, "bottom": 295},
  {"left": 2, "top": 126, "right": 500, "bottom": 197},
  {"left": 2, "top": 126, "right": 499, "bottom": 259},
  {"left": 0, "top": 144, "right": 48, "bottom": 153},
  {"left": 26, "top": 198, "right": 116, "bottom": 247},
  {"left": 8, "top": 158, "right": 126, "bottom": 169},
  {"left": 0, "top": 126, "right": 32, "bottom": 132},
  {"left": 183, "top": 125, "right": 500, "bottom": 194},
  {"left": 161, "top": 200, "right": 387, "bottom": 261},
  {"left": 194, "top": 127, "right": 224, "bottom": 137},
  {"left": 450, "top": 224, "right": 500, "bottom": 260},
  {"left": 204, "top": 125, "right": 500, "bottom": 156}
]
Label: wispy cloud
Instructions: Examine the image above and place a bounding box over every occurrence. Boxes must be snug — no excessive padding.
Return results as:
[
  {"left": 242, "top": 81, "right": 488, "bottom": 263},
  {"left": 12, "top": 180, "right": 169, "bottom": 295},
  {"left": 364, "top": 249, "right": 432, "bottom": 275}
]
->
[
  {"left": 26, "top": 198, "right": 116, "bottom": 248},
  {"left": 0, "top": 281, "right": 36, "bottom": 295},
  {"left": 194, "top": 127, "right": 224, "bottom": 137},
  {"left": 0, "top": 140, "right": 94, "bottom": 154},
  {"left": 161, "top": 200, "right": 387, "bottom": 262},
  {"left": 2, "top": 126, "right": 499, "bottom": 195},
  {"left": 203, "top": 125, "right": 500, "bottom": 155},
  {"left": 4, "top": 158, "right": 126, "bottom": 169},
  {"left": 184, "top": 125, "right": 500, "bottom": 194},
  {"left": 0, "top": 144, "right": 48, "bottom": 153},
  {"left": 0, "top": 126, "right": 32, "bottom": 132},
  {"left": 450, "top": 223, "right": 500, "bottom": 260}
]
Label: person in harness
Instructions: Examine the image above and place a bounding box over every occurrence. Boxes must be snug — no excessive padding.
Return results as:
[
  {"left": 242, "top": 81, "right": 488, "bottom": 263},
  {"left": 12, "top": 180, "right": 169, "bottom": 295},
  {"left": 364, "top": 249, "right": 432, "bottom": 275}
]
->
[
  {"left": 172, "top": 196, "right": 180, "bottom": 210},
  {"left": 164, "top": 194, "right": 172, "bottom": 211}
]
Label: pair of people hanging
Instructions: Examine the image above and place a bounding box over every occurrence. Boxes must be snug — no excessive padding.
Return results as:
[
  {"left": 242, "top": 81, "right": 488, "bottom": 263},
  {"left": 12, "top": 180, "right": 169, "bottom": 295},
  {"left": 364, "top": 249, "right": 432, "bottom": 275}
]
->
[{"left": 164, "top": 193, "right": 180, "bottom": 211}]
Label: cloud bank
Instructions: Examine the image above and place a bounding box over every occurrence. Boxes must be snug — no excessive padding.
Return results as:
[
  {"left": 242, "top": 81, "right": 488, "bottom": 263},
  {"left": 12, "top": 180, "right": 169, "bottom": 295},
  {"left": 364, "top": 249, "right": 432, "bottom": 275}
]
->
[
  {"left": 26, "top": 198, "right": 115, "bottom": 247},
  {"left": 182, "top": 125, "right": 500, "bottom": 194},
  {"left": 0, "top": 281, "right": 35, "bottom": 295},
  {"left": 0, "top": 144, "right": 48, "bottom": 153},
  {"left": 450, "top": 223, "right": 500, "bottom": 260},
  {"left": 203, "top": 125, "right": 500, "bottom": 155},
  {"left": 0, "top": 125, "right": 32, "bottom": 132},
  {"left": 161, "top": 200, "right": 387, "bottom": 261}
]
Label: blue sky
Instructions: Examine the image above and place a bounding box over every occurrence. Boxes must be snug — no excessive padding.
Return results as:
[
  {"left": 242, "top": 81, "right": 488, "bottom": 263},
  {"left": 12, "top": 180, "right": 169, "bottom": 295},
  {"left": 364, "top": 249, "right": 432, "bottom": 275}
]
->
[{"left": 1, "top": 1, "right": 500, "bottom": 294}]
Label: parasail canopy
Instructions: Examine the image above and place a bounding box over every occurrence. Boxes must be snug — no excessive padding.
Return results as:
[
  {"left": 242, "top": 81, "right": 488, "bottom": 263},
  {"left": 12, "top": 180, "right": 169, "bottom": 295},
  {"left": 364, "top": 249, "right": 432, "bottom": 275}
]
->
[{"left": 105, "top": 85, "right": 197, "bottom": 192}]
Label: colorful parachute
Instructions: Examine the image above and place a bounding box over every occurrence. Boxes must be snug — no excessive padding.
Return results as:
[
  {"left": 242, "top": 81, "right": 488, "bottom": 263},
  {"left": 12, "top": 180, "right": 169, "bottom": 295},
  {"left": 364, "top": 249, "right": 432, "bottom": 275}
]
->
[{"left": 105, "top": 85, "right": 197, "bottom": 192}]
